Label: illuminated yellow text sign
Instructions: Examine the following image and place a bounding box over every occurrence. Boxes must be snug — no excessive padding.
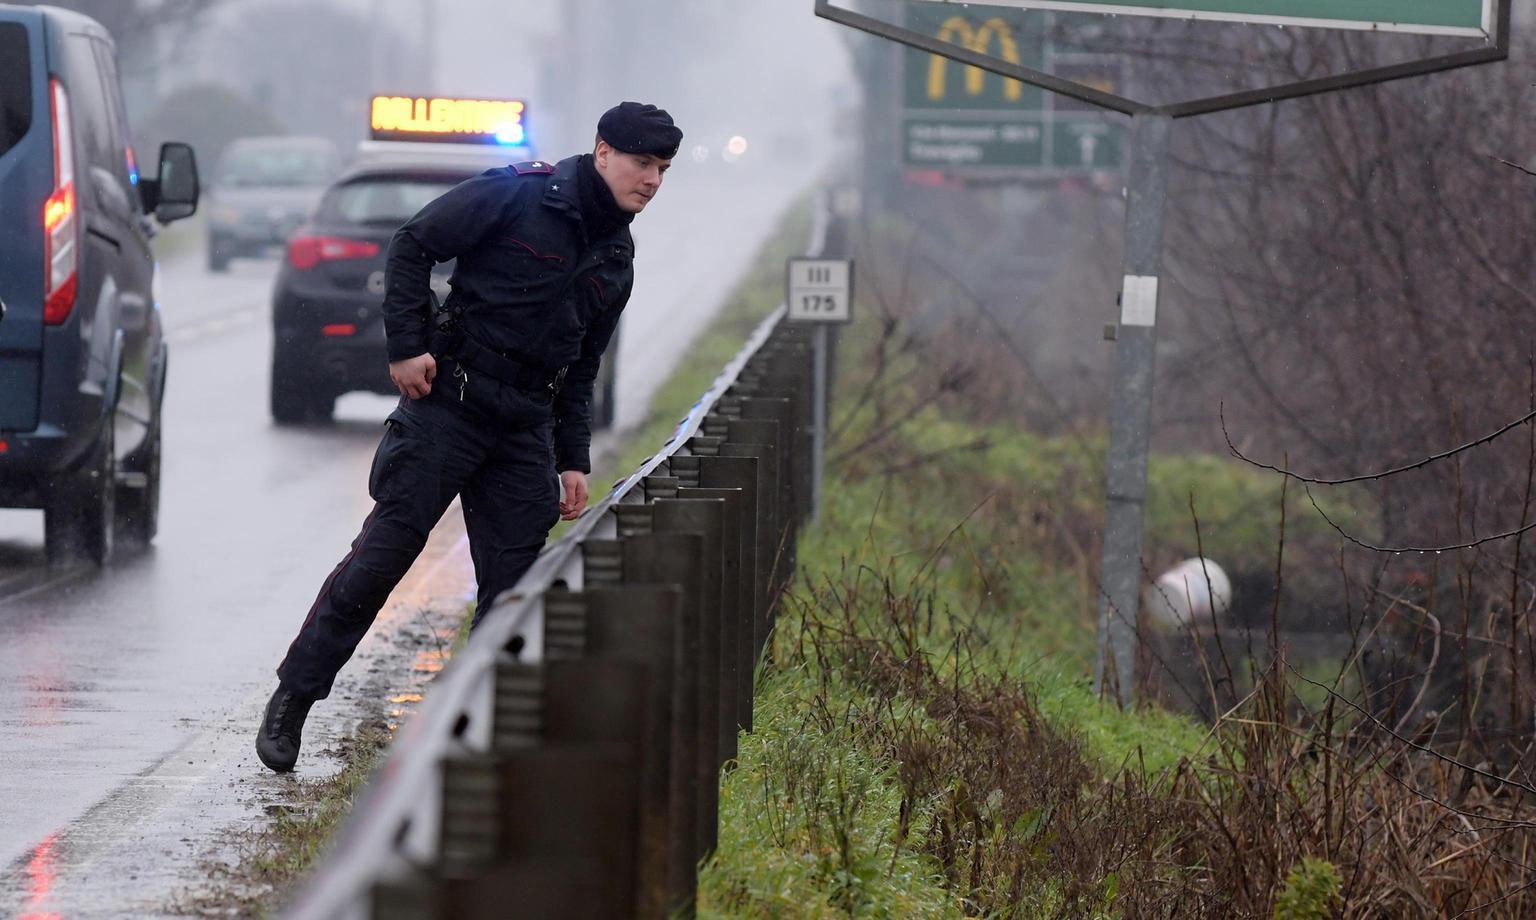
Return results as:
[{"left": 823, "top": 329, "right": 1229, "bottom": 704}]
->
[{"left": 369, "top": 96, "right": 528, "bottom": 146}]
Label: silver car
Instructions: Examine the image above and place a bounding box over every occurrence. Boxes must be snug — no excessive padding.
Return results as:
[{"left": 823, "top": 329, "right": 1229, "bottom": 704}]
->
[{"left": 205, "top": 135, "right": 340, "bottom": 272}]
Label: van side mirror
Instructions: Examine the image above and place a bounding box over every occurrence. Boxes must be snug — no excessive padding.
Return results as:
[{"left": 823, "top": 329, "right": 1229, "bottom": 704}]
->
[{"left": 140, "top": 142, "right": 200, "bottom": 223}]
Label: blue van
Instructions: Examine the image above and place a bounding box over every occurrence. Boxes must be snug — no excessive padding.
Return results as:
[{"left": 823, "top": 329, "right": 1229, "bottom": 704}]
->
[{"left": 0, "top": 5, "right": 199, "bottom": 564}]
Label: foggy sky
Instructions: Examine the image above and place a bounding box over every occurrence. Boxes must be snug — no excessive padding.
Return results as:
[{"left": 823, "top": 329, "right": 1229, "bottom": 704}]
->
[{"left": 176, "top": 0, "right": 855, "bottom": 162}]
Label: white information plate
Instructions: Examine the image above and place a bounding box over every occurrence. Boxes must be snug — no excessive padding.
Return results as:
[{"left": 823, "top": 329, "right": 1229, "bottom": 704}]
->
[{"left": 787, "top": 258, "right": 854, "bottom": 324}]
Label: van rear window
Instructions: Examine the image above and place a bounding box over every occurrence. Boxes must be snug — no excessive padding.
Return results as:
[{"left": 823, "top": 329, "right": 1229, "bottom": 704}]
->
[{"left": 0, "top": 23, "right": 31, "bottom": 157}]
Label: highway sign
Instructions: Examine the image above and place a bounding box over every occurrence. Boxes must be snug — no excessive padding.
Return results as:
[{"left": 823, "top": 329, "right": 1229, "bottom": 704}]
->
[
  {"left": 901, "top": 2, "right": 1123, "bottom": 176},
  {"left": 913, "top": 0, "right": 1492, "bottom": 37},
  {"left": 787, "top": 259, "right": 853, "bottom": 324}
]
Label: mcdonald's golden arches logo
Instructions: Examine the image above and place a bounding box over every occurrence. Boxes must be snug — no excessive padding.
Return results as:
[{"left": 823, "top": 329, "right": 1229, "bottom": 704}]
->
[{"left": 927, "top": 16, "right": 1024, "bottom": 102}]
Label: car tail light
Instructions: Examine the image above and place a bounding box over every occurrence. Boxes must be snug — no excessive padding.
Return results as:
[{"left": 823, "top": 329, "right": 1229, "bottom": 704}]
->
[
  {"left": 43, "top": 79, "right": 78, "bottom": 326},
  {"left": 287, "top": 236, "right": 381, "bottom": 271},
  {"left": 321, "top": 323, "right": 357, "bottom": 337}
]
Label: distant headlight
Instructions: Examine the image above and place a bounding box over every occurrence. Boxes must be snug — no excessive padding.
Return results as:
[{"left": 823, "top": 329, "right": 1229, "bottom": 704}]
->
[{"left": 212, "top": 207, "right": 242, "bottom": 226}]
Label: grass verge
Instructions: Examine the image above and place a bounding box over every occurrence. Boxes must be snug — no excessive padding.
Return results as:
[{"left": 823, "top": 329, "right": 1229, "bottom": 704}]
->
[{"left": 699, "top": 217, "right": 1533, "bottom": 916}]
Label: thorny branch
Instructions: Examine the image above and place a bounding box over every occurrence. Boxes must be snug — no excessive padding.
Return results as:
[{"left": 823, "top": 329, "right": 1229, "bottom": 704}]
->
[{"left": 1221, "top": 401, "right": 1536, "bottom": 487}]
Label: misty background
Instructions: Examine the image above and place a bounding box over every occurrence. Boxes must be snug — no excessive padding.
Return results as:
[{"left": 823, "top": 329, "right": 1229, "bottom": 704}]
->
[{"left": 97, "top": 0, "right": 855, "bottom": 180}]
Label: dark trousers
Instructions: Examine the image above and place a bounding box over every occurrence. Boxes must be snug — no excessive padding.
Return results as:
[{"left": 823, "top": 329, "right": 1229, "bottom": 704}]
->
[{"left": 278, "top": 385, "right": 560, "bottom": 700}]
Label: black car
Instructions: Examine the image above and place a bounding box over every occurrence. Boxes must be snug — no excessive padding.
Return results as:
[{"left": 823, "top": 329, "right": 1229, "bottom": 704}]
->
[
  {"left": 269, "top": 144, "right": 619, "bottom": 428},
  {"left": 0, "top": 5, "right": 199, "bottom": 564}
]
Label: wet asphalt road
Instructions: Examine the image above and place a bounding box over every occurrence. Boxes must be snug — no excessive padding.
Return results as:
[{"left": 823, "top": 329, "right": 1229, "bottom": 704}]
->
[{"left": 0, "top": 159, "right": 809, "bottom": 916}]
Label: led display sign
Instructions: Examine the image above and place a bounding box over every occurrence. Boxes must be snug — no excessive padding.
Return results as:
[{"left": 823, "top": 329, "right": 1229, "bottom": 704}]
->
[{"left": 369, "top": 96, "right": 528, "bottom": 146}]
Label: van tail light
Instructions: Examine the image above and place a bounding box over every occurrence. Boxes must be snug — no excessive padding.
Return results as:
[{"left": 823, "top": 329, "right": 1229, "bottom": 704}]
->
[
  {"left": 43, "top": 79, "right": 78, "bottom": 326},
  {"left": 287, "top": 236, "right": 380, "bottom": 271}
]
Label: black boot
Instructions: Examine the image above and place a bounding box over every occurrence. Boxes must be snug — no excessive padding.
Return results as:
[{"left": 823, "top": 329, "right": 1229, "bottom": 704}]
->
[{"left": 256, "top": 685, "right": 314, "bottom": 773}]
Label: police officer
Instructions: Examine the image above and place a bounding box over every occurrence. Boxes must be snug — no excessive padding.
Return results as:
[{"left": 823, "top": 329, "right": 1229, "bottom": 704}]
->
[{"left": 256, "top": 102, "right": 683, "bottom": 773}]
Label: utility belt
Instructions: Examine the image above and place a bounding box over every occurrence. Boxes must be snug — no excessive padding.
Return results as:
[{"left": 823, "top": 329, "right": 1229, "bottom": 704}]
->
[{"left": 430, "top": 326, "right": 568, "bottom": 398}]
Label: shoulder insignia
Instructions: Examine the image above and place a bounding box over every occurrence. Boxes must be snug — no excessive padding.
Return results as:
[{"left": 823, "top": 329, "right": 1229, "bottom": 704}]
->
[{"left": 511, "top": 160, "right": 556, "bottom": 176}]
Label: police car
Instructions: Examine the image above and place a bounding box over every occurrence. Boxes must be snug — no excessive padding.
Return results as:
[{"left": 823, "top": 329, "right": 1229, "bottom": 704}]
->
[{"left": 269, "top": 95, "right": 619, "bottom": 428}]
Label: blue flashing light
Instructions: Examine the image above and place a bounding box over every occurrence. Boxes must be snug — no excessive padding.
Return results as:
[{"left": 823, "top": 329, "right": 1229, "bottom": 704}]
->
[{"left": 495, "top": 123, "right": 527, "bottom": 146}]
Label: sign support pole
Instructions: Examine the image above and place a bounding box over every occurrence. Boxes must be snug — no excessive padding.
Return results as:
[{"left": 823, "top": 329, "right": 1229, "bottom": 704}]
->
[
  {"left": 1094, "top": 113, "right": 1171, "bottom": 705},
  {"left": 812, "top": 325, "right": 828, "bottom": 523}
]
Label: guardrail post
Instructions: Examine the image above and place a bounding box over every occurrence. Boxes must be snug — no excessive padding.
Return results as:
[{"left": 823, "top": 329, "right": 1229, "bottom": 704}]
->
[
  {"left": 581, "top": 585, "right": 686, "bottom": 919},
  {"left": 676, "top": 481, "right": 747, "bottom": 761},
  {"left": 620, "top": 531, "right": 705, "bottom": 915},
  {"left": 698, "top": 455, "right": 761, "bottom": 731},
  {"left": 543, "top": 586, "right": 587, "bottom": 659},
  {"left": 581, "top": 538, "right": 623, "bottom": 588},
  {"left": 722, "top": 418, "right": 786, "bottom": 619},
  {"left": 445, "top": 659, "right": 647, "bottom": 918},
  {"left": 643, "top": 475, "right": 680, "bottom": 502},
  {"left": 650, "top": 498, "right": 727, "bottom": 860},
  {"left": 738, "top": 397, "right": 799, "bottom": 553},
  {"left": 369, "top": 871, "right": 438, "bottom": 920}
]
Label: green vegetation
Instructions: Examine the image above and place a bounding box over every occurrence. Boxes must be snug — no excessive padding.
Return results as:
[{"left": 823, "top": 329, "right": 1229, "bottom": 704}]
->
[
  {"left": 696, "top": 221, "right": 1376, "bottom": 916},
  {"left": 698, "top": 428, "right": 1220, "bottom": 917},
  {"left": 1274, "top": 858, "right": 1343, "bottom": 920},
  {"left": 695, "top": 206, "right": 1528, "bottom": 914}
]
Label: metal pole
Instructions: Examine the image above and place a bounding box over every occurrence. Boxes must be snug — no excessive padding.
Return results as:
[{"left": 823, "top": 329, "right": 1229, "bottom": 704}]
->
[
  {"left": 811, "top": 325, "right": 827, "bottom": 522},
  {"left": 1094, "top": 113, "right": 1172, "bottom": 707}
]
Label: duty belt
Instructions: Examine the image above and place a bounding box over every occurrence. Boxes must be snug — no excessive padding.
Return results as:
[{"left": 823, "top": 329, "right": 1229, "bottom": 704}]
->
[{"left": 430, "top": 327, "right": 567, "bottom": 396}]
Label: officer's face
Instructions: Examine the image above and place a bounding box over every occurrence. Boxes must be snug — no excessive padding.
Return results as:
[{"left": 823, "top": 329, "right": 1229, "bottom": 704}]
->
[{"left": 596, "top": 142, "right": 672, "bottom": 213}]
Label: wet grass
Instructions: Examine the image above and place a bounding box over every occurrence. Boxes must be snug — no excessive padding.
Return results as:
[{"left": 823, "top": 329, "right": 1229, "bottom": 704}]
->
[{"left": 698, "top": 222, "right": 1536, "bottom": 917}]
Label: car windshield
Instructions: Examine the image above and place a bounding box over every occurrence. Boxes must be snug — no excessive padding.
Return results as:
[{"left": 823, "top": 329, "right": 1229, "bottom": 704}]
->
[
  {"left": 318, "top": 177, "right": 458, "bottom": 226},
  {"left": 218, "top": 145, "right": 334, "bottom": 188}
]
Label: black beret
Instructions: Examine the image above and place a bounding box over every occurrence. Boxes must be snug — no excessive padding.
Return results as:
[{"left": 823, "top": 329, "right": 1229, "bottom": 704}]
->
[{"left": 597, "top": 102, "right": 683, "bottom": 159}]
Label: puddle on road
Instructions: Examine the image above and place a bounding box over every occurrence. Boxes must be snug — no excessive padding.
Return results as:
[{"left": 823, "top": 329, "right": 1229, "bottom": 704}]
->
[{"left": 411, "top": 649, "right": 448, "bottom": 674}]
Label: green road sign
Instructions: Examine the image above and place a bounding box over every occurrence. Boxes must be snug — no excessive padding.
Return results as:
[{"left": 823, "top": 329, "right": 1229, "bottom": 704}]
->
[
  {"left": 905, "top": 118, "right": 1045, "bottom": 167},
  {"left": 902, "top": 2, "right": 1124, "bottom": 175},
  {"left": 914, "top": 0, "right": 1491, "bottom": 37}
]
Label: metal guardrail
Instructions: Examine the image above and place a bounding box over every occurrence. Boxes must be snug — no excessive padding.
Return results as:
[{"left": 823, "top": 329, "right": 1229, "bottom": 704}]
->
[{"left": 285, "top": 194, "right": 841, "bottom": 920}]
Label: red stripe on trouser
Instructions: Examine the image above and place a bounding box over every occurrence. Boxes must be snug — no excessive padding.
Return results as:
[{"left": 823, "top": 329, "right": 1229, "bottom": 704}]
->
[{"left": 279, "top": 504, "right": 382, "bottom": 671}]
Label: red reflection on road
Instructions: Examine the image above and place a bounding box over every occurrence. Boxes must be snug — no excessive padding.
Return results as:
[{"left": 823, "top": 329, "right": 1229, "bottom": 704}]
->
[
  {"left": 19, "top": 832, "right": 61, "bottom": 920},
  {"left": 23, "top": 660, "right": 68, "bottom": 729}
]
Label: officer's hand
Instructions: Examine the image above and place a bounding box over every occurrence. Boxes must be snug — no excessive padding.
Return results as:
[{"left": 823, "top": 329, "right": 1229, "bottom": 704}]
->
[
  {"left": 389, "top": 353, "right": 437, "bottom": 399},
  {"left": 559, "top": 470, "right": 589, "bottom": 521}
]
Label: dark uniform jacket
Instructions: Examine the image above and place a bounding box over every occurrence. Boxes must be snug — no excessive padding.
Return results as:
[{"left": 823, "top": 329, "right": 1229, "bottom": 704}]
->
[{"left": 380, "top": 155, "right": 635, "bottom": 474}]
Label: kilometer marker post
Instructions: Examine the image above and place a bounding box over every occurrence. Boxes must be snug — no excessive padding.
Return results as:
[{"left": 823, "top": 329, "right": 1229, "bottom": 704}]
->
[{"left": 787, "top": 258, "right": 854, "bottom": 523}]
